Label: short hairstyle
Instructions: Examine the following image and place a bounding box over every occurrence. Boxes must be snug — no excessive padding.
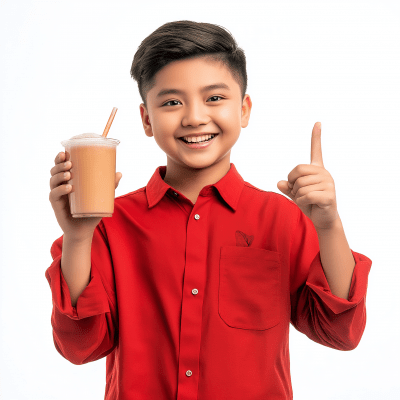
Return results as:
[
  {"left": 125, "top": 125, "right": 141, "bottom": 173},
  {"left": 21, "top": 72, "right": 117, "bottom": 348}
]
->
[{"left": 130, "top": 20, "right": 248, "bottom": 109}]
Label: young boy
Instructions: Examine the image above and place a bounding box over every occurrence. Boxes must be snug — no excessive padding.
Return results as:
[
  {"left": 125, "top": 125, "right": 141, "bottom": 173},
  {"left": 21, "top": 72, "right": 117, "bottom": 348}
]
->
[{"left": 47, "top": 20, "right": 372, "bottom": 400}]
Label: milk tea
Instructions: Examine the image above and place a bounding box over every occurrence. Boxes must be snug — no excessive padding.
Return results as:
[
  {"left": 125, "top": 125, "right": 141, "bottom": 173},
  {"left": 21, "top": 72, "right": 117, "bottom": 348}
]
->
[
  {"left": 66, "top": 144, "right": 116, "bottom": 217},
  {"left": 61, "top": 133, "right": 120, "bottom": 218}
]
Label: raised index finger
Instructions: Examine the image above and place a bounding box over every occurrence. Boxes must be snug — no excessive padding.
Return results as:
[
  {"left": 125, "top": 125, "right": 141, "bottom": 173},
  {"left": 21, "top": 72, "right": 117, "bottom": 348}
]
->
[{"left": 310, "top": 122, "right": 323, "bottom": 167}]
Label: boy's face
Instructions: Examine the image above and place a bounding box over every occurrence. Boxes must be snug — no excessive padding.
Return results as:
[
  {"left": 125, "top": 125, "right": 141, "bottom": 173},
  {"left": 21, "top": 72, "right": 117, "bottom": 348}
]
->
[{"left": 140, "top": 56, "right": 252, "bottom": 172}]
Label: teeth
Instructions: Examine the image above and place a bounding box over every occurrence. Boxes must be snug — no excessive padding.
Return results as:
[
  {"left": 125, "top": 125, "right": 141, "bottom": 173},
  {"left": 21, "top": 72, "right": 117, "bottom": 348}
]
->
[{"left": 182, "top": 134, "right": 215, "bottom": 143}]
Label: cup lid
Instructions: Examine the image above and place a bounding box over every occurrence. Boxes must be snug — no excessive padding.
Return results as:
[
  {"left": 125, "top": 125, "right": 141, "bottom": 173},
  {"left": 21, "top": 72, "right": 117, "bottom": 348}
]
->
[{"left": 61, "top": 133, "right": 120, "bottom": 148}]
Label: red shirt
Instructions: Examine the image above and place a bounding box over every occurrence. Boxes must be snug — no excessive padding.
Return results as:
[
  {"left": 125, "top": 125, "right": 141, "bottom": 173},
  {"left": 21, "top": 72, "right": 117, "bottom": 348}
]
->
[{"left": 45, "top": 163, "right": 372, "bottom": 400}]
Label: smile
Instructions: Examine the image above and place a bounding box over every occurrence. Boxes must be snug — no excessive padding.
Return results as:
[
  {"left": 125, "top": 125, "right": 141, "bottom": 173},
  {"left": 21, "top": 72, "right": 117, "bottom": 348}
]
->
[{"left": 178, "top": 134, "right": 217, "bottom": 149}]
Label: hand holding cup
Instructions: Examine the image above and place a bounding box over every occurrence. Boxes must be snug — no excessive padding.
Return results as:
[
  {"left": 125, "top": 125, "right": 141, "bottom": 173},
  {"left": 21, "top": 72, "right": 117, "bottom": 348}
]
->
[
  {"left": 49, "top": 107, "right": 121, "bottom": 241},
  {"left": 49, "top": 151, "right": 122, "bottom": 241}
]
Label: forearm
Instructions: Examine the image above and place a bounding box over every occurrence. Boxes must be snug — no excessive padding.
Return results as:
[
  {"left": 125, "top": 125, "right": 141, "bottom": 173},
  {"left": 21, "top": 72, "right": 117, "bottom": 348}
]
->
[
  {"left": 315, "top": 217, "right": 356, "bottom": 300},
  {"left": 61, "top": 234, "right": 93, "bottom": 307}
]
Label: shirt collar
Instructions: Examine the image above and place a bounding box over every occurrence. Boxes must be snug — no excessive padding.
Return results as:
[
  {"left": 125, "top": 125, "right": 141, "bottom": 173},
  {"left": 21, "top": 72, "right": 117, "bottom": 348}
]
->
[{"left": 145, "top": 163, "right": 245, "bottom": 212}]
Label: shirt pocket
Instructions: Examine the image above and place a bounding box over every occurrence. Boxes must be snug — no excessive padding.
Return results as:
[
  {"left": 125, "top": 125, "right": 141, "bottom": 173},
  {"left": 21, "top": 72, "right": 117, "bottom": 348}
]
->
[{"left": 218, "top": 245, "right": 281, "bottom": 331}]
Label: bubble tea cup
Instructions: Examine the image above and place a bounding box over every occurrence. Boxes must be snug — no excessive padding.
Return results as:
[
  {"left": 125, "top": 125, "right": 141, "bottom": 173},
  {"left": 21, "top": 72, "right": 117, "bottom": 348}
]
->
[{"left": 61, "top": 133, "right": 120, "bottom": 218}]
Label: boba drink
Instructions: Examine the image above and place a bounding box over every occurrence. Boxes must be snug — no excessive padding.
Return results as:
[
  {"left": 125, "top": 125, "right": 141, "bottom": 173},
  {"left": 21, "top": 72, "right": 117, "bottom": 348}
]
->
[{"left": 61, "top": 133, "right": 120, "bottom": 218}]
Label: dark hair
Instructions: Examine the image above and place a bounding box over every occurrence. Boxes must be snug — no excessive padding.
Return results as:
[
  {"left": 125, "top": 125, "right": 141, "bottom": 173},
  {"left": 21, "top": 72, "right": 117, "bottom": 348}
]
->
[{"left": 130, "top": 20, "right": 247, "bottom": 109}]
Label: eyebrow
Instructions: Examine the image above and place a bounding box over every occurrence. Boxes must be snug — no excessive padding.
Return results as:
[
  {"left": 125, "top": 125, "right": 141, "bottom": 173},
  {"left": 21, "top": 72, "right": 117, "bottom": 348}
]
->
[{"left": 156, "top": 83, "right": 231, "bottom": 98}]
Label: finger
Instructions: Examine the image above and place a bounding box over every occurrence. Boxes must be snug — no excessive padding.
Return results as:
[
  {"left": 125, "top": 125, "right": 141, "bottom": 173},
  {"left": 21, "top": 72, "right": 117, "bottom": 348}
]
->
[
  {"left": 277, "top": 181, "right": 294, "bottom": 199},
  {"left": 287, "top": 165, "right": 298, "bottom": 189},
  {"left": 295, "top": 188, "right": 330, "bottom": 208},
  {"left": 50, "top": 157, "right": 71, "bottom": 177},
  {"left": 311, "top": 122, "right": 323, "bottom": 167},
  {"left": 291, "top": 176, "right": 325, "bottom": 198},
  {"left": 50, "top": 162, "right": 71, "bottom": 189},
  {"left": 287, "top": 164, "right": 318, "bottom": 188},
  {"left": 290, "top": 174, "right": 323, "bottom": 195},
  {"left": 49, "top": 182, "right": 72, "bottom": 203},
  {"left": 55, "top": 152, "right": 65, "bottom": 165},
  {"left": 115, "top": 173, "right": 121, "bottom": 189}
]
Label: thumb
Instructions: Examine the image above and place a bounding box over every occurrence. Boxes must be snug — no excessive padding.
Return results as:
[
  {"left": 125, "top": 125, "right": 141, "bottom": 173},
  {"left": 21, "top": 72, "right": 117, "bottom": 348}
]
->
[
  {"left": 277, "top": 180, "right": 292, "bottom": 196},
  {"left": 115, "top": 172, "right": 122, "bottom": 188}
]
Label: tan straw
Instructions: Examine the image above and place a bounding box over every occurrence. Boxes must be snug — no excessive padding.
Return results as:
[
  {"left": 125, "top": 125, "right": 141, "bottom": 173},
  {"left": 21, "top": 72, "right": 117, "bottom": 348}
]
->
[{"left": 102, "top": 107, "right": 118, "bottom": 138}]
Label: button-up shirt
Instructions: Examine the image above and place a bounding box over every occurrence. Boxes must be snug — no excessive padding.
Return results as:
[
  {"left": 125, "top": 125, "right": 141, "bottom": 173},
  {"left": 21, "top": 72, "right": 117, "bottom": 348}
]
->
[{"left": 45, "top": 163, "right": 372, "bottom": 399}]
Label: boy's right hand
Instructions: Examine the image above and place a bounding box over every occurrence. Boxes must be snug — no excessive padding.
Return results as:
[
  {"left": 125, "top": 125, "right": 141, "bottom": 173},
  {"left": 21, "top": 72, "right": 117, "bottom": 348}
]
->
[{"left": 49, "top": 151, "right": 122, "bottom": 241}]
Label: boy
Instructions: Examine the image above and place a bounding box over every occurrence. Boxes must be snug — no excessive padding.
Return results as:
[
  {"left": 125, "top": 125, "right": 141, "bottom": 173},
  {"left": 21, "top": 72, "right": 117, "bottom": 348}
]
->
[{"left": 47, "top": 20, "right": 372, "bottom": 400}]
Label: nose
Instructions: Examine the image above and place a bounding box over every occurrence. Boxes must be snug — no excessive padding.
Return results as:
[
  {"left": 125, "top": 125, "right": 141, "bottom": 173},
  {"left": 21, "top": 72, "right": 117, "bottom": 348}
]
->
[{"left": 181, "top": 103, "right": 210, "bottom": 127}]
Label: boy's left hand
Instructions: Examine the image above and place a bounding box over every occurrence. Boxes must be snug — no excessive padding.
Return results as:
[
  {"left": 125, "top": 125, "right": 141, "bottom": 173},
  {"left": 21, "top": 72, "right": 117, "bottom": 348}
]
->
[{"left": 277, "top": 122, "right": 339, "bottom": 230}]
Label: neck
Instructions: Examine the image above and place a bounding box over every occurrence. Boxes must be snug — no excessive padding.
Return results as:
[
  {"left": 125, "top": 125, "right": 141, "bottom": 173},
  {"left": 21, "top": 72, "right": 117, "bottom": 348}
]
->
[{"left": 163, "top": 157, "right": 231, "bottom": 201}]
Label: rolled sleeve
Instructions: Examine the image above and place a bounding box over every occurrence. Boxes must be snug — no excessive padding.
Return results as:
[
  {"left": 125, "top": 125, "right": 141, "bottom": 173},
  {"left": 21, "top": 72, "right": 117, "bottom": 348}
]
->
[
  {"left": 306, "top": 249, "right": 372, "bottom": 314},
  {"left": 45, "top": 255, "right": 111, "bottom": 320},
  {"left": 290, "top": 207, "right": 372, "bottom": 351}
]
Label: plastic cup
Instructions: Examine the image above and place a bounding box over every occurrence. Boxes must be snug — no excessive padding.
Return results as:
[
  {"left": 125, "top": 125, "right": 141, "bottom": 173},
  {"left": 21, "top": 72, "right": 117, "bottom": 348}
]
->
[{"left": 61, "top": 133, "right": 120, "bottom": 218}]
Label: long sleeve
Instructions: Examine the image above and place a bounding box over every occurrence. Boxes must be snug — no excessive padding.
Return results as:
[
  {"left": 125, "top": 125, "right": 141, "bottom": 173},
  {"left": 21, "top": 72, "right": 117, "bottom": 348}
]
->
[
  {"left": 289, "top": 207, "right": 372, "bottom": 351},
  {"left": 45, "top": 220, "right": 118, "bottom": 365}
]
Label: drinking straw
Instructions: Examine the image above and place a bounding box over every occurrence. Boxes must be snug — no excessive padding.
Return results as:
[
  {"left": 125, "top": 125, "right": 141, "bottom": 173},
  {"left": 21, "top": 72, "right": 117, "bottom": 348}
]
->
[{"left": 102, "top": 107, "right": 118, "bottom": 138}]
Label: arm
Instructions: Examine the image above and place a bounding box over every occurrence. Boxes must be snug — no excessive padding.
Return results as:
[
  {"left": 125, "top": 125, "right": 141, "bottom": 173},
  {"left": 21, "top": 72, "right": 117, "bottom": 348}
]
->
[
  {"left": 61, "top": 234, "right": 93, "bottom": 307},
  {"left": 290, "top": 208, "right": 372, "bottom": 350},
  {"left": 45, "top": 221, "right": 117, "bottom": 365},
  {"left": 315, "top": 216, "right": 355, "bottom": 300}
]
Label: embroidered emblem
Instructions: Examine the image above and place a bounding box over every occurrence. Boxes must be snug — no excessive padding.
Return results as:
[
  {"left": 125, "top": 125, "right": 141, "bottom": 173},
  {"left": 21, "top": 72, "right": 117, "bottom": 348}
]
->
[{"left": 235, "top": 230, "right": 254, "bottom": 247}]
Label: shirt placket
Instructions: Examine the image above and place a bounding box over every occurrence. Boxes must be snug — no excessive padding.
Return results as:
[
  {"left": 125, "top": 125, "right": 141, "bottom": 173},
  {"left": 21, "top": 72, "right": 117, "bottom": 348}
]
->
[{"left": 176, "top": 197, "right": 209, "bottom": 400}]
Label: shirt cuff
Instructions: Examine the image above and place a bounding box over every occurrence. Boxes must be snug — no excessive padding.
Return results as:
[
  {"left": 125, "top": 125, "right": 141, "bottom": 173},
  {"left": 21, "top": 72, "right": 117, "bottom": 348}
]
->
[
  {"left": 305, "top": 249, "right": 372, "bottom": 315},
  {"left": 45, "top": 255, "right": 111, "bottom": 320}
]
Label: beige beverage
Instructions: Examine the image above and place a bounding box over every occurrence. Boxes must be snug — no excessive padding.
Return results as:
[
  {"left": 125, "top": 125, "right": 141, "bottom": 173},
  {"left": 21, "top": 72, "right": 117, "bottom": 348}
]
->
[{"left": 61, "top": 133, "right": 120, "bottom": 218}]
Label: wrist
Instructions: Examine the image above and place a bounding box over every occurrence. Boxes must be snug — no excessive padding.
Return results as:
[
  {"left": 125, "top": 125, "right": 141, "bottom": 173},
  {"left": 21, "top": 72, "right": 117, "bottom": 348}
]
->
[{"left": 63, "top": 232, "right": 94, "bottom": 245}]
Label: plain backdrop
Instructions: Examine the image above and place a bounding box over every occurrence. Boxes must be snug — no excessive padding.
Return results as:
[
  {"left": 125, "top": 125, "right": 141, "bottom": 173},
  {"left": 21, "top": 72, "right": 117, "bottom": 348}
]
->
[{"left": 1, "top": 0, "right": 399, "bottom": 399}]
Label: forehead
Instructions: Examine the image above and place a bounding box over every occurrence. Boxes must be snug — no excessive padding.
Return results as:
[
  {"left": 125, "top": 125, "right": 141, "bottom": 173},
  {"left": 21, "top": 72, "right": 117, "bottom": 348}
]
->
[{"left": 148, "top": 56, "right": 240, "bottom": 96}]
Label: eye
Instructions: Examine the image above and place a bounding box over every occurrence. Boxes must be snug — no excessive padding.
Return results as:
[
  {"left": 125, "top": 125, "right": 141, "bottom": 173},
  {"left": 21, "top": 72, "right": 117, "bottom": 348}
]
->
[
  {"left": 207, "top": 96, "right": 223, "bottom": 102},
  {"left": 162, "top": 96, "right": 224, "bottom": 107},
  {"left": 162, "top": 100, "right": 181, "bottom": 107}
]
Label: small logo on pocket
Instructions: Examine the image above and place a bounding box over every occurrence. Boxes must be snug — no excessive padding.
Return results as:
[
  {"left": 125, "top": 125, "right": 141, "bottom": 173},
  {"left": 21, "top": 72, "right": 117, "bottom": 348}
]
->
[{"left": 235, "top": 230, "right": 254, "bottom": 247}]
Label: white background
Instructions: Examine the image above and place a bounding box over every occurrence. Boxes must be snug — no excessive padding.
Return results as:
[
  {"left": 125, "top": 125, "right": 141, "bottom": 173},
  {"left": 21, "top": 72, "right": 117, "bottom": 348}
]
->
[{"left": 1, "top": 0, "right": 399, "bottom": 399}]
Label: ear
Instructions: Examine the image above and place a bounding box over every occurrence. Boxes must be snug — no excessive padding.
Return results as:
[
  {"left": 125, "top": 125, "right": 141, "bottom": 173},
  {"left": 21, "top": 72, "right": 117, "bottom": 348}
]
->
[
  {"left": 140, "top": 103, "right": 153, "bottom": 137},
  {"left": 241, "top": 94, "right": 252, "bottom": 128}
]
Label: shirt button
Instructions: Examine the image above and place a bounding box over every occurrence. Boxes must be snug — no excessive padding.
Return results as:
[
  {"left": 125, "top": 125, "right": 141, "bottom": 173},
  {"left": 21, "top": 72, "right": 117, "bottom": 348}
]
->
[
  {"left": 173, "top": 192, "right": 178, "bottom": 196},
  {"left": 192, "top": 288, "right": 198, "bottom": 295},
  {"left": 194, "top": 214, "right": 200, "bottom": 220},
  {"left": 186, "top": 370, "right": 192, "bottom": 377}
]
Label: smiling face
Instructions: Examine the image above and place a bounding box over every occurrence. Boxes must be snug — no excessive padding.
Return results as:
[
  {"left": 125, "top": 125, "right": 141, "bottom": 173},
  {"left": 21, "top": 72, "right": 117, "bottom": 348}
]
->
[{"left": 139, "top": 56, "right": 252, "bottom": 181}]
